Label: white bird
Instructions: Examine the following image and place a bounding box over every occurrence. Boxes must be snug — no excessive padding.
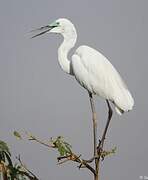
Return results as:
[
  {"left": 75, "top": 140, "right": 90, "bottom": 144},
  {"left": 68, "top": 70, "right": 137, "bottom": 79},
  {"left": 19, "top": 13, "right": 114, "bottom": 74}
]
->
[{"left": 32, "top": 18, "right": 134, "bottom": 115}]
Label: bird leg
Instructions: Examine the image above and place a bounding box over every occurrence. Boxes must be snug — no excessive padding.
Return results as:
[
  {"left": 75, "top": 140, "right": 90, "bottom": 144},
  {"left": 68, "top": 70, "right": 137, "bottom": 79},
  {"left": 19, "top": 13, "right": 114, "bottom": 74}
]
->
[
  {"left": 89, "top": 92, "right": 98, "bottom": 158},
  {"left": 88, "top": 92, "right": 100, "bottom": 180},
  {"left": 84, "top": 99, "right": 113, "bottom": 164},
  {"left": 97, "top": 100, "right": 113, "bottom": 156}
]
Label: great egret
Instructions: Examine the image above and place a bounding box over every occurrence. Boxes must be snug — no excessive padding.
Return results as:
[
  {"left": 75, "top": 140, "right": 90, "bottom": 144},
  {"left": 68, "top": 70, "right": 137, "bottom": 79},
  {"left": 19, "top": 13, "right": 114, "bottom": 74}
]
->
[
  {"left": 32, "top": 18, "right": 134, "bottom": 114},
  {"left": 31, "top": 18, "right": 134, "bottom": 163}
]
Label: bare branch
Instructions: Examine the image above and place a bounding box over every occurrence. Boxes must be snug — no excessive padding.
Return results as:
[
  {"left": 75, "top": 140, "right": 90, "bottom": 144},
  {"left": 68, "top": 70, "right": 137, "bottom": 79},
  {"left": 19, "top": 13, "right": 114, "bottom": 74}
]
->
[
  {"left": 57, "top": 154, "right": 96, "bottom": 175},
  {"left": 16, "top": 155, "right": 39, "bottom": 180},
  {"left": 28, "top": 135, "right": 55, "bottom": 148},
  {"left": 26, "top": 134, "right": 96, "bottom": 175}
]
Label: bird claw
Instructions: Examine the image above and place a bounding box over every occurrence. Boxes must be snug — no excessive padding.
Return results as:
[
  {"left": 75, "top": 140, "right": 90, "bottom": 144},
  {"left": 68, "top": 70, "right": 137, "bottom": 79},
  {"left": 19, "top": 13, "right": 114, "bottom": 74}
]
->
[
  {"left": 78, "top": 163, "right": 83, "bottom": 169},
  {"left": 100, "top": 146, "right": 117, "bottom": 161}
]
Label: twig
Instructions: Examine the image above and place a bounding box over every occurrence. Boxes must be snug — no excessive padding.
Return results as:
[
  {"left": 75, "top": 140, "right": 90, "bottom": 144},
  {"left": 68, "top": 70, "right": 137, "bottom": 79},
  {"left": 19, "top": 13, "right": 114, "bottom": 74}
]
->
[
  {"left": 18, "top": 171, "right": 38, "bottom": 180},
  {"left": 83, "top": 156, "right": 96, "bottom": 163},
  {"left": 28, "top": 135, "right": 55, "bottom": 148},
  {"left": 57, "top": 154, "right": 96, "bottom": 175},
  {"left": 16, "top": 155, "right": 39, "bottom": 180},
  {"left": 27, "top": 135, "right": 96, "bottom": 175}
]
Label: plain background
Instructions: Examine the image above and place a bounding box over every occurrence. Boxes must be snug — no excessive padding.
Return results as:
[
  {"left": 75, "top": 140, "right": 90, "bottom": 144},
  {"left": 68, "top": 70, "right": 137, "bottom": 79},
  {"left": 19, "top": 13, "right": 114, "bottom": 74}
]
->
[{"left": 0, "top": 0, "right": 148, "bottom": 179}]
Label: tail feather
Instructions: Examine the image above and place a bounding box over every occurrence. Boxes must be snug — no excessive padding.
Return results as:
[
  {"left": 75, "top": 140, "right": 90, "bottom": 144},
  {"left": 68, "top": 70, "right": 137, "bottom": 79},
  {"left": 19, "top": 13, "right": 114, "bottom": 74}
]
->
[
  {"left": 114, "top": 89, "right": 134, "bottom": 115},
  {"left": 115, "top": 106, "right": 124, "bottom": 115}
]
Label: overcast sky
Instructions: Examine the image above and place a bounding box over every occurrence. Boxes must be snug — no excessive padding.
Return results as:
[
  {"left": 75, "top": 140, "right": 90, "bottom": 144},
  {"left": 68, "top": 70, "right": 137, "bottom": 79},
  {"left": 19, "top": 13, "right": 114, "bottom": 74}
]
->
[{"left": 0, "top": 0, "right": 148, "bottom": 180}]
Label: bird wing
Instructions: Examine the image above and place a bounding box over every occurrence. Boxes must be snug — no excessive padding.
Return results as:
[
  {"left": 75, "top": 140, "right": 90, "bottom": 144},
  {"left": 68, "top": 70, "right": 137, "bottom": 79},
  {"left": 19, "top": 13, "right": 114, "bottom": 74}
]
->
[{"left": 72, "top": 45, "right": 134, "bottom": 113}]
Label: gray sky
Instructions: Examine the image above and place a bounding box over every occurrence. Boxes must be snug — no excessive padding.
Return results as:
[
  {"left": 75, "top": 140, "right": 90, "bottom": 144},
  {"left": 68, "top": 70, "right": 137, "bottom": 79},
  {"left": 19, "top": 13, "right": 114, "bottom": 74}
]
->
[{"left": 0, "top": 0, "right": 148, "bottom": 179}]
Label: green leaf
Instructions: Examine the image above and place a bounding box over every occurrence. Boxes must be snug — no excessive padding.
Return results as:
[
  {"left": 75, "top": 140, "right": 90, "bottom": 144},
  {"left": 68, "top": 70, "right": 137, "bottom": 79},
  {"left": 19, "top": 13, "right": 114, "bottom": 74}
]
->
[
  {"left": 112, "top": 146, "right": 117, "bottom": 153},
  {"left": 53, "top": 136, "right": 72, "bottom": 156},
  {"left": 13, "top": 131, "right": 22, "bottom": 140},
  {"left": 100, "top": 146, "right": 117, "bottom": 160},
  {"left": 63, "top": 141, "right": 72, "bottom": 154},
  {"left": 4, "top": 151, "right": 13, "bottom": 166},
  {"left": 0, "top": 151, "right": 5, "bottom": 161},
  {"left": 0, "top": 140, "right": 11, "bottom": 155}
]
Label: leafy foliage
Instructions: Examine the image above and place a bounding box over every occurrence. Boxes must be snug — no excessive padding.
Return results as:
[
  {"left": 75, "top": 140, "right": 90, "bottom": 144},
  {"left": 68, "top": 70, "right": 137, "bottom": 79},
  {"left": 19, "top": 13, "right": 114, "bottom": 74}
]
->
[
  {"left": 0, "top": 140, "right": 38, "bottom": 180},
  {"left": 100, "top": 146, "right": 117, "bottom": 161},
  {"left": 52, "top": 136, "right": 72, "bottom": 156},
  {"left": 12, "top": 131, "right": 117, "bottom": 179},
  {"left": 13, "top": 131, "right": 22, "bottom": 140},
  {"left": 0, "top": 140, "right": 12, "bottom": 167},
  {"left": 13, "top": 131, "right": 73, "bottom": 157},
  {"left": 0, "top": 141, "right": 11, "bottom": 155}
]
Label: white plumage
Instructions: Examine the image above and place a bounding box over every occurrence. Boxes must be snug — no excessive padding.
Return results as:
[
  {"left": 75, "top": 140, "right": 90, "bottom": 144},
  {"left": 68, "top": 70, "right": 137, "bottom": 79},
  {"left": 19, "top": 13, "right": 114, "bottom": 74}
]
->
[
  {"left": 72, "top": 45, "right": 134, "bottom": 114},
  {"left": 32, "top": 18, "right": 134, "bottom": 115}
]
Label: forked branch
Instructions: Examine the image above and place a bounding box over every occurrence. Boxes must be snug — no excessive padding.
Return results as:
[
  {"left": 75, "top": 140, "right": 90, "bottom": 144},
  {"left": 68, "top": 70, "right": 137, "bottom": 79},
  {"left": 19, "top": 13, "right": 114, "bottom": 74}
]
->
[
  {"left": 13, "top": 97, "right": 115, "bottom": 180},
  {"left": 27, "top": 134, "right": 96, "bottom": 175}
]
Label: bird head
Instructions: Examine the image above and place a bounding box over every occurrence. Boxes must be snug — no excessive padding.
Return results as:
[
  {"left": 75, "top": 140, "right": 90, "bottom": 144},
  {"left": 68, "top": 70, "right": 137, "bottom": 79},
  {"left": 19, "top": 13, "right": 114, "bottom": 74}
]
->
[{"left": 31, "top": 18, "right": 77, "bottom": 39}]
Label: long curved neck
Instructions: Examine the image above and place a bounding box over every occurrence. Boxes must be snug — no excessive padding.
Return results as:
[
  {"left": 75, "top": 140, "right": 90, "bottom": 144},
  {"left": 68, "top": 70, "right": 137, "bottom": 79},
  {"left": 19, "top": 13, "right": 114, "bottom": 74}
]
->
[{"left": 58, "top": 32, "right": 77, "bottom": 75}]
